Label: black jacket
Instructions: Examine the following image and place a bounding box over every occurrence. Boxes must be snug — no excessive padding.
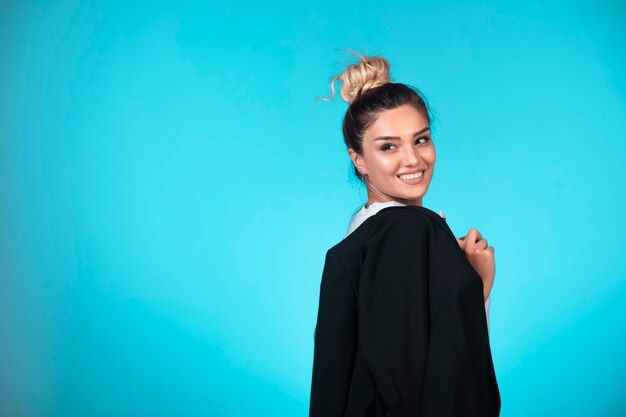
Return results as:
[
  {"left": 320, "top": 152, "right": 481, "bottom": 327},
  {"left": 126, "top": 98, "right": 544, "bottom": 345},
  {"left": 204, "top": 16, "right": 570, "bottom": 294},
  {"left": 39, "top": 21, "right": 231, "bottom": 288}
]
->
[{"left": 309, "top": 205, "right": 500, "bottom": 416}]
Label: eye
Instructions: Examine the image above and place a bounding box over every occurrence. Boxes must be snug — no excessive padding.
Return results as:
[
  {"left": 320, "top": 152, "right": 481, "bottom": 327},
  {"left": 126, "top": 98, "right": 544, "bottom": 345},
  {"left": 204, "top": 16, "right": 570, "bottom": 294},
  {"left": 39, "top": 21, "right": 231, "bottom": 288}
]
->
[{"left": 381, "top": 136, "right": 431, "bottom": 151}]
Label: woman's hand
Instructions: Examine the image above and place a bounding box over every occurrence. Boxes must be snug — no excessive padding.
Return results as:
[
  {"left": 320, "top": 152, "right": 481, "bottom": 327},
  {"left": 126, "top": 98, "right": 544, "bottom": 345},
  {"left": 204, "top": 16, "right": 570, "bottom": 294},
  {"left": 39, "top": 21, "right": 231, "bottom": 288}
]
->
[
  {"left": 457, "top": 228, "right": 495, "bottom": 301},
  {"left": 439, "top": 211, "right": 495, "bottom": 301}
]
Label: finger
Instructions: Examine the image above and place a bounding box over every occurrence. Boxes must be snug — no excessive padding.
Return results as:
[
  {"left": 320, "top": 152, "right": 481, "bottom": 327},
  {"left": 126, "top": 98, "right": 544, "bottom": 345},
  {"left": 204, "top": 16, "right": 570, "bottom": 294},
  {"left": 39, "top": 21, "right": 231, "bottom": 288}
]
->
[
  {"left": 438, "top": 210, "right": 446, "bottom": 219},
  {"left": 477, "top": 238, "right": 488, "bottom": 250},
  {"left": 465, "top": 228, "right": 480, "bottom": 252},
  {"left": 471, "top": 228, "right": 484, "bottom": 250}
]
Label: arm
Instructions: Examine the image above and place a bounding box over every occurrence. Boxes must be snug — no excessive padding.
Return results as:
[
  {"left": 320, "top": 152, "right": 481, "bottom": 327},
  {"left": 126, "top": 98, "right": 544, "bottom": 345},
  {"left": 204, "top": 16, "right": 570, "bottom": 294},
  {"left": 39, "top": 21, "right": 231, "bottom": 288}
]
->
[
  {"left": 357, "top": 211, "right": 432, "bottom": 415},
  {"left": 359, "top": 208, "right": 500, "bottom": 415},
  {"left": 439, "top": 212, "right": 493, "bottom": 334},
  {"left": 309, "top": 249, "right": 357, "bottom": 417}
]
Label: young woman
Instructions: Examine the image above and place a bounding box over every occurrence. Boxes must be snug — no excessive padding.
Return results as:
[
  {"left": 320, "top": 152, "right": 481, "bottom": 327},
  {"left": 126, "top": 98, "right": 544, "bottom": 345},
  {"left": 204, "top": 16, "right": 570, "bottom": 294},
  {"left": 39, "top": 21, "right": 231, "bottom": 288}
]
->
[{"left": 309, "top": 52, "right": 501, "bottom": 416}]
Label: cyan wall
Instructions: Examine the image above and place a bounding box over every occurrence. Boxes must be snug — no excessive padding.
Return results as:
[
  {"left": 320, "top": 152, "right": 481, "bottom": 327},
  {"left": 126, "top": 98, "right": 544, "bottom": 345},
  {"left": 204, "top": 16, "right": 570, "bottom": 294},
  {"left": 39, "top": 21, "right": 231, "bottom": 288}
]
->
[{"left": 1, "top": 1, "right": 624, "bottom": 416}]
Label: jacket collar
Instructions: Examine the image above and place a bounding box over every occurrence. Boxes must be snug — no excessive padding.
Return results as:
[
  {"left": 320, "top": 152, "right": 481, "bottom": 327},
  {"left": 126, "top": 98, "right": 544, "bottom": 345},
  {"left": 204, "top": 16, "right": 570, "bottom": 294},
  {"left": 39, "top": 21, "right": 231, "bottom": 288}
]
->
[{"left": 376, "top": 205, "right": 457, "bottom": 242}]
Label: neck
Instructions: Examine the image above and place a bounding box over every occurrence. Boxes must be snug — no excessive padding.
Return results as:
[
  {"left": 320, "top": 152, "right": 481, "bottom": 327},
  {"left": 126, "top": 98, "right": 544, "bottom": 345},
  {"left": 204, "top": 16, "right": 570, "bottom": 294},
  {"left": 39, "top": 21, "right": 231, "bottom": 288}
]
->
[{"left": 366, "top": 198, "right": 422, "bottom": 209}]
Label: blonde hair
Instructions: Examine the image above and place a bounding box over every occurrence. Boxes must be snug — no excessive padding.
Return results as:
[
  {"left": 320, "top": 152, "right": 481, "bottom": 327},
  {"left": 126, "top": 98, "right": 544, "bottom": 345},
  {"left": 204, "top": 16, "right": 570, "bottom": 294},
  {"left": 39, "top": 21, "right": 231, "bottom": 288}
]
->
[
  {"left": 316, "top": 49, "right": 393, "bottom": 104},
  {"left": 316, "top": 49, "right": 432, "bottom": 185}
]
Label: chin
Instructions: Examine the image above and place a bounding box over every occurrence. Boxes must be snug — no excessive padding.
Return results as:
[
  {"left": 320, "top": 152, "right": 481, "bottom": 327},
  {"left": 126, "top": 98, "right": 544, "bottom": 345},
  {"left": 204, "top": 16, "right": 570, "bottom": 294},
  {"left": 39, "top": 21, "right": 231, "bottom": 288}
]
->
[
  {"left": 393, "top": 190, "right": 425, "bottom": 201},
  {"left": 403, "top": 185, "right": 429, "bottom": 200}
]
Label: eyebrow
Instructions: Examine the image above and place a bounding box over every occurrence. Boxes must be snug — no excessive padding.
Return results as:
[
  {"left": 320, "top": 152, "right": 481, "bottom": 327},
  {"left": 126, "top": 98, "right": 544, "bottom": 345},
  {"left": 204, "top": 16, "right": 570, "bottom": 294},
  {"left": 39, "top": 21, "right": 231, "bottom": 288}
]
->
[{"left": 373, "top": 126, "right": 430, "bottom": 141}]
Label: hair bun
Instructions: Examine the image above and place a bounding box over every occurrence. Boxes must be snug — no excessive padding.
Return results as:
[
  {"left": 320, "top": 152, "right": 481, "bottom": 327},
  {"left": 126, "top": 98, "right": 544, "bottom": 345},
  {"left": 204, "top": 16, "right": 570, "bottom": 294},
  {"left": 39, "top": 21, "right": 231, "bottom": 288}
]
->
[{"left": 317, "top": 50, "right": 392, "bottom": 104}]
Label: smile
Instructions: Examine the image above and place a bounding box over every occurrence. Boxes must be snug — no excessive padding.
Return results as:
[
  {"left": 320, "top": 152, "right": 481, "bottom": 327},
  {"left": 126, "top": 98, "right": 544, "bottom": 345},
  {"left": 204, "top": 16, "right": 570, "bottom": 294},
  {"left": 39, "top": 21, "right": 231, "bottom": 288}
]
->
[
  {"left": 398, "top": 171, "right": 423, "bottom": 180},
  {"left": 397, "top": 170, "right": 425, "bottom": 185}
]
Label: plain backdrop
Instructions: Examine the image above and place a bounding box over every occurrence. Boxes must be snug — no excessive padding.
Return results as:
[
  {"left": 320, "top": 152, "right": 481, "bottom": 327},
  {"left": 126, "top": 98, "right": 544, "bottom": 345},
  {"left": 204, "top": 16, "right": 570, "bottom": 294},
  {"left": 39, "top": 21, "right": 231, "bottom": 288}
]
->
[{"left": 1, "top": 1, "right": 625, "bottom": 416}]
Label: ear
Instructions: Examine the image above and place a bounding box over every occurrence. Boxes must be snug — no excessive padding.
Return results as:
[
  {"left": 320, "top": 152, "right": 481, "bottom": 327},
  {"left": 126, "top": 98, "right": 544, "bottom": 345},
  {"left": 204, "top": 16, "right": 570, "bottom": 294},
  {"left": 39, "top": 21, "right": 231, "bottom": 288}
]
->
[{"left": 348, "top": 148, "right": 367, "bottom": 176}]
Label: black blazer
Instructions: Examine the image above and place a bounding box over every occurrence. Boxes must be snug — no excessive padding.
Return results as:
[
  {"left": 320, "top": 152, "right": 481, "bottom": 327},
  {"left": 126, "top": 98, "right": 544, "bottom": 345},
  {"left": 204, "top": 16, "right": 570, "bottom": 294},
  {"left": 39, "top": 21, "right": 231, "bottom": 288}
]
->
[{"left": 309, "top": 205, "right": 500, "bottom": 417}]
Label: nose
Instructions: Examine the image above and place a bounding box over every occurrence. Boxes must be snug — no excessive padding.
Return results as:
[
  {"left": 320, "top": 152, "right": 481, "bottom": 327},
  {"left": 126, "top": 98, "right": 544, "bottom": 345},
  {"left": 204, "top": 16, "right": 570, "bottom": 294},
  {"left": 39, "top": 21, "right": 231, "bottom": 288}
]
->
[{"left": 401, "top": 144, "right": 420, "bottom": 167}]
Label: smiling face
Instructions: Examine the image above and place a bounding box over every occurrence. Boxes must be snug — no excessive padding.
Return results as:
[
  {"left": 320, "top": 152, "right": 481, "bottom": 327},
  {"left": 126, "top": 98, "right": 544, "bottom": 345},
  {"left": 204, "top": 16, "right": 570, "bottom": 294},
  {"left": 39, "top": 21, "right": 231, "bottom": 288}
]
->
[{"left": 348, "top": 104, "right": 436, "bottom": 207}]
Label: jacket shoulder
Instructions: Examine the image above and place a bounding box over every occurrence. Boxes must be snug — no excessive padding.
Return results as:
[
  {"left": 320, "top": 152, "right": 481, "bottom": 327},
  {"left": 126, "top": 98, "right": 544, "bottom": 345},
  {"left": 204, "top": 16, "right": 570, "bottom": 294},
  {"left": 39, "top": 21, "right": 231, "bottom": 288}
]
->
[
  {"left": 352, "top": 206, "right": 433, "bottom": 252},
  {"left": 375, "top": 205, "right": 433, "bottom": 220},
  {"left": 373, "top": 205, "right": 458, "bottom": 243},
  {"left": 330, "top": 206, "right": 433, "bottom": 250},
  {"left": 370, "top": 205, "right": 433, "bottom": 232},
  {"left": 327, "top": 206, "right": 440, "bottom": 270}
]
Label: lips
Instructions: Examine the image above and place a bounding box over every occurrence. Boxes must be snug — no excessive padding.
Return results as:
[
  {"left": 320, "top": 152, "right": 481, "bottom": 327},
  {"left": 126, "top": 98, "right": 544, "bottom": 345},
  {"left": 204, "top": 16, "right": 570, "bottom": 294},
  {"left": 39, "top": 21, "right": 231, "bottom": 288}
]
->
[
  {"left": 397, "top": 170, "right": 425, "bottom": 185},
  {"left": 397, "top": 170, "right": 424, "bottom": 176}
]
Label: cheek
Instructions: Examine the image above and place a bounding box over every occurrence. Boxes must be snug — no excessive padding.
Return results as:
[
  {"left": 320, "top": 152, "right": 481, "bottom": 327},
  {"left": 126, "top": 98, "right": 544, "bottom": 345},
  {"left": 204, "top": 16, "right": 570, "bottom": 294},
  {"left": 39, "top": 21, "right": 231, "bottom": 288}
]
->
[
  {"left": 424, "top": 148, "right": 436, "bottom": 165},
  {"left": 370, "top": 152, "right": 396, "bottom": 172},
  {"left": 378, "top": 158, "right": 399, "bottom": 176}
]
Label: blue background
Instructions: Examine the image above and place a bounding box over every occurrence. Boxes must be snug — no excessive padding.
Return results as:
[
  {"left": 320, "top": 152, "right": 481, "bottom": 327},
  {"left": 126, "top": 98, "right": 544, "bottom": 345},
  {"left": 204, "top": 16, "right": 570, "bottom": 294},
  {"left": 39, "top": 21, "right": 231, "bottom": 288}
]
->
[{"left": 1, "top": 1, "right": 625, "bottom": 416}]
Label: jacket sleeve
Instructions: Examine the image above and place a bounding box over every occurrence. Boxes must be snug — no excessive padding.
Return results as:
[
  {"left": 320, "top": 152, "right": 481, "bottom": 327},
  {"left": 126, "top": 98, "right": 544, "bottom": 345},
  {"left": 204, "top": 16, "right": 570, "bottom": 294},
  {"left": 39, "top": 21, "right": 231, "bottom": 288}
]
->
[
  {"left": 357, "top": 210, "right": 432, "bottom": 415},
  {"left": 358, "top": 208, "right": 500, "bottom": 416},
  {"left": 420, "top": 274, "right": 501, "bottom": 416},
  {"left": 485, "top": 295, "right": 491, "bottom": 336},
  {"left": 309, "top": 249, "right": 357, "bottom": 417}
]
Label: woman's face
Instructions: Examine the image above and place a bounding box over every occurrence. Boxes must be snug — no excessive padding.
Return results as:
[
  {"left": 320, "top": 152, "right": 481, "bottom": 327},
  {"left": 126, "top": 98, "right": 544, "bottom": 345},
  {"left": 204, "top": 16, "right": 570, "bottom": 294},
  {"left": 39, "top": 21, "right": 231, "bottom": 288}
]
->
[{"left": 348, "top": 104, "right": 436, "bottom": 206}]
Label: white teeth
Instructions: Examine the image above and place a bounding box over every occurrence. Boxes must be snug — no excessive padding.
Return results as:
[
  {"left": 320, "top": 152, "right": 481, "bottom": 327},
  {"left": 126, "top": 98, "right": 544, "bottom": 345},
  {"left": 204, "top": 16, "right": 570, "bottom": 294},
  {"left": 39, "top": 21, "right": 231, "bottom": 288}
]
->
[{"left": 399, "top": 171, "right": 423, "bottom": 180}]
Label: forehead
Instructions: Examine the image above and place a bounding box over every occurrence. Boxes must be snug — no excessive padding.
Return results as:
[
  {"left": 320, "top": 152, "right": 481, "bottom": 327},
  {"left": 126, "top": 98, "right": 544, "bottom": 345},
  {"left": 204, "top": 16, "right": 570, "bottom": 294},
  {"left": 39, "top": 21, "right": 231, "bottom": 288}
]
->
[{"left": 365, "top": 105, "right": 429, "bottom": 139}]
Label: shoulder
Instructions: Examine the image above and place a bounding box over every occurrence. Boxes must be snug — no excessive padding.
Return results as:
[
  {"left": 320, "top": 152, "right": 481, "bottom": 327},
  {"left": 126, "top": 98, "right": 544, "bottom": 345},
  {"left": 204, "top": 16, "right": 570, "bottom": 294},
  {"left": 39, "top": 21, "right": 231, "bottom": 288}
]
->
[
  {"left": 327, "top": 206, "right": 445, "bottom": 267},
  {"left": 321, "top": 246, "right": 348, "bottom": 276},
  {"left": 374, "top": 205, "right": 434, "bottom": 222},
  {"left": 360, "top": 206, "right": 435, "bottom": 248},
  {"left": 371, "top": 205, "right": 435, "bottom": 232},
  {"left": 372, "top": 205, "right": 457, "bottom": 243}
]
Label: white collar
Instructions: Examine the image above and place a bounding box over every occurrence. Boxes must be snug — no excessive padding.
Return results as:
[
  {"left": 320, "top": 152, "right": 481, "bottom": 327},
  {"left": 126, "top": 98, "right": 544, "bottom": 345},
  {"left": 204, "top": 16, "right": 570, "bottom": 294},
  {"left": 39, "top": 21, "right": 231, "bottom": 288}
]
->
[{"left": 345, "top": 200, "right": 407, "bottom": 237}]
